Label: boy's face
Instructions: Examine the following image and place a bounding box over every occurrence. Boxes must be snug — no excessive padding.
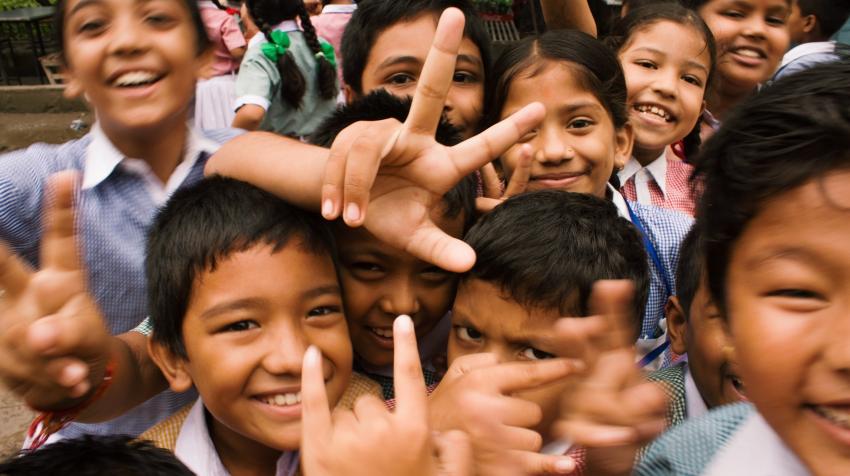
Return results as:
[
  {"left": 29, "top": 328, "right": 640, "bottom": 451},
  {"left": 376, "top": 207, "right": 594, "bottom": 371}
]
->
[
  {"left": 158, "top": 243, "right": 352, "bottom": 452},
  {"left": 449, "top": 279, "right": 569, "bottom": 443},
  {"left": 726, "top": 171, "right": 850, "bottom": 474},
  {"left": 336, "top": 210, "right": 465, "bottom": 368},
  {"left": 785, "top": 1, "right": 812, "bottom": 44},
  {"left": 667, "top": 279, "right": 746, "bottom": 409},
  {"left": 357, "top": 14, "right": 485, "bottom": 139}
]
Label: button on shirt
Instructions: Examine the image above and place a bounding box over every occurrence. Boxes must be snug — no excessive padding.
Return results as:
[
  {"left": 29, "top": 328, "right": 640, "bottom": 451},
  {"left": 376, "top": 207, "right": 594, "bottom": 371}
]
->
[{"left": 0, "top": 124, "right": 240, "bottom": 438}]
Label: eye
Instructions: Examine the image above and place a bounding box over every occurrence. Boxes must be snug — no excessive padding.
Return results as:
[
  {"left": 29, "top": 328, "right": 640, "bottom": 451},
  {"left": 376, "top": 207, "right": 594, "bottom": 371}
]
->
[
  {"left": 421, "top": 266, "right": 451, "bottom": 282},
  {"left": 568, "top": 118, "right": 594, "bottom": 129},
  {"left": 721, "top": 9, "right": 745, "bottom": 19},
  {"left": 308, "top": 305, "right": 342, "bottom": 317},
  {"left": 518, "top": 128, "right": 538, "bottom": 143},
  {"left": 221, "top": 320, "right": 259, "bottom": 333},
  {"left": 766, "top": 15, "right": 787, "bottom": 26},
  {"left": 144, "top": 11, "right": 177, "bottom": 27},
  {"left": 78, "top": 18, "right": 107, "bottom": 34},
  {"left": 766, "top": 289, "right": 822, "bottom": 300},
  {"left": 454, "top": 325, "right": 483, "bottom": 343},
  {"left": 635, "top": 60, "right": 657, "bottom": 70},
  {"left": 521, "top": 347, "right": 556, "bottom": 361},
  {"left": 452, "top": 71, "right": 478, "bottom": 84},
  {"left": 682, "top": 74, "right": 704, "bottom": 87},
  {"left": 387, "top": 73, "right": 416, "bottom": 86}
]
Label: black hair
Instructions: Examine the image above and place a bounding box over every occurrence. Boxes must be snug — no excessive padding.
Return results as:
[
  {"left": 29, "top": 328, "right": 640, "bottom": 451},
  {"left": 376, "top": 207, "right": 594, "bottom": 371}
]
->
[
  {"left": 607, "top": 4, "right": 717, "bottom": 161},
  {"left": 340, "top": 0, "right": 492, "bottom": 96},
  {"left": 696, "top": 60, "right": 850, "bottom": 316},
  {"left": 463, "top": 190, "right": 649, "bottom": 339},
  {"left": 680, "top": 0, "right": 791, "bottom": 10},
  {"left": 675, "top": 222, "right": 702, "bottom": 319},
  {"left": 54, "top": 0, "right": 211, "bottom": 64},
  {"left": 797, "top": 0, "right": 850, "bottom": 39},
  {"left": 0, "top": 435, "right": 193, "bottom": 476},
  {"left": 622, "top": 0, "right": 682, "bottom": 11},
  {"left": 147, "top": 176, "right": 337, "bottom": 358},
  {"left": 483, "top": 30, "right": 629, "bottom": 133},
  {"left": 310, "top": 89, "right": 478, "bottom": 232},
  {"left": 246, "top": 0, "right": 337, "bottom": 109},
  {"left": 211, "top": 0, "right": 229, "bottom": 10}
]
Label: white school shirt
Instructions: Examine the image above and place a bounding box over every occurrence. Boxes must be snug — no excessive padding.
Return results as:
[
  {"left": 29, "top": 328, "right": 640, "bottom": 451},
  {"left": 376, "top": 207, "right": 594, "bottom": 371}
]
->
[
  {"left": 618, "top": 152, "right": 668, "bottom": 205},
  {"left": 683, "top": 365, "right": 708, "bottom": 420}
]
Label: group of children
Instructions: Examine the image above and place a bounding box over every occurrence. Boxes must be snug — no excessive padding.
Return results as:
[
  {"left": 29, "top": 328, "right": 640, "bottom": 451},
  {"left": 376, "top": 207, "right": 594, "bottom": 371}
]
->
[{"left": 0, "top": 0, "right": 848, "bottom": 475}]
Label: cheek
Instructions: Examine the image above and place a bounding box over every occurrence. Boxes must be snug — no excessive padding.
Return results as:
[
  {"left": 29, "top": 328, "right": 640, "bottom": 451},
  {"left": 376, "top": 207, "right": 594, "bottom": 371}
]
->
[{"left": 340, "top": 277, "right": 378, "bottom": 322}]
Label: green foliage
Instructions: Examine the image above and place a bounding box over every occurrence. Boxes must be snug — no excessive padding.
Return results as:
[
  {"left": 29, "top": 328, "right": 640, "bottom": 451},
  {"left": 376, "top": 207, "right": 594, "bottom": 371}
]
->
[{"left": 0, "top": 0, "right": 57, "bottom": 12}]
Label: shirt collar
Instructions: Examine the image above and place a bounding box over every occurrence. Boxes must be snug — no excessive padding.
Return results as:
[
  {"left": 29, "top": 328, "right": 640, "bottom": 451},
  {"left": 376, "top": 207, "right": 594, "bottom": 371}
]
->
[
  {"left": 781, "top": 41, "right": 836, "bottom": 67},
  {"left": 703, "top": 407, "right": 809, "bottom": 476},
  {"left": 248, "top": 20, "right": 300, "bottom": 47},
  {"left": 82, "top": 123, "right": 220, "bottom": 194},
  {"left": 607, "top": 183, "right": 631, "bottom": 222},
  {"left": 175, "top": 399, "right": 300, "bottom": 476},
  {"left": 683, "top": 364, "right": 708, "bottom": 419},
  {"left": 321, "top": 4, "right": 357, "bottom": 13},
  {"left": 617, "top": 152, "right": 668, "bottom": 197}
]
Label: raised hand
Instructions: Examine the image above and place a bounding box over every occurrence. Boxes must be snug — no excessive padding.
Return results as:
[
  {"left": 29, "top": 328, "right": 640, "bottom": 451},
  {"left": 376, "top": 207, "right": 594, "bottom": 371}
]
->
[
  {"left": 319, "top": 7, "right": 544, "bottom": 273},
  {"left": 551, "top": 281, "right": 669, "bottom": 476},
  {"left": 300, "top": 315, "right": 473, "bottom": 476},
  {"left": 476, "top": 144, "right": 533, "bottom": 214},
  {"left": 428, "top": 353, "right": 582, "bottom": 475},
  {"left": 0, "top": 172, "right": 111, "bottom": 410}
]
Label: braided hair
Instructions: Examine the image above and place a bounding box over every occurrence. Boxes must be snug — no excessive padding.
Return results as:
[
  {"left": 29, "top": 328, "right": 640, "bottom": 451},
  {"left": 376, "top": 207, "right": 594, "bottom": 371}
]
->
[
  {"left": 247, "top": 0, "right": 337, "bottom": 109},
  {"left": 210, "top": 0, "right": 228, "bottom": 10}
]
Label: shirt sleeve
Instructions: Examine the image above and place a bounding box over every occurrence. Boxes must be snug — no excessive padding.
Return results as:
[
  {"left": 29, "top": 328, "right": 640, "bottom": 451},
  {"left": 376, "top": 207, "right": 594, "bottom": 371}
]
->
[
  {"left": 234, "top": 53, "right": 278, "bottom": 111},
  {"left": 220, "top": 15, "right": 247, "bottom": 51}
]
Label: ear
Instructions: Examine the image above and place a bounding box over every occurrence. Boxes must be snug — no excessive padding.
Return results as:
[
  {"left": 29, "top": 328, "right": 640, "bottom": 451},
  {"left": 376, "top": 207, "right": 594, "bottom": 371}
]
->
[
  {"left": 665, "top": 296, "right": 689, "bottom": 356},
  {"left": 343, "top": 85, "right": 357, "bottom": 105},
  {"left": 62, "top": 64, "right": 84, "bottom": 100},
  {"left": 148, "top": 338, "right": 194, "bottom": 393},
  {"left": 802, "top": 14, "right": 818, "bottom": 34},
  {"left": 613, "top": 122, "right": 634, "bottom": 172}
]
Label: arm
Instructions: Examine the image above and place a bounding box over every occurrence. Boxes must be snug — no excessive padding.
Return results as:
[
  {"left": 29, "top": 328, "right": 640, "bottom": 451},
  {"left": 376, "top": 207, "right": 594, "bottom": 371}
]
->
[
  {"left": 231, "top": 104, "right": 266, "bottom": 131},
  {"left": 540, "top": 0, "right": 597, "bottom": 37}
]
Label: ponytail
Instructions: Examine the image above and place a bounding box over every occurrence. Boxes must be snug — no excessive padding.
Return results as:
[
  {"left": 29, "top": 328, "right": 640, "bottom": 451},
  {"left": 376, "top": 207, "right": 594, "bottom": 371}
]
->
[{"left": 296, "top": 1, "right": 338, "bottom": 101}]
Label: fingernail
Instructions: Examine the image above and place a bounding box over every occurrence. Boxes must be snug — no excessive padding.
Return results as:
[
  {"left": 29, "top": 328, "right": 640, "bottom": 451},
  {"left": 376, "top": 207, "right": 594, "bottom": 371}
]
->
[
  {"left": 304, "top": 346, "right": 321, "bottom": 366},
  {"left": 322, "top": 199, "right": 334, "bottom": 218},
  {"left": 554, "top": 458, "right": 575, "bottom": 474},
  {"left": 61, "top": 363, "right": 86, "bottom": 386},
  {"left": 395, "top": 314, "right": 413, "bottom": 333},
  {"left": 345, "top": 202, "right": 360, "bottom": 223}
]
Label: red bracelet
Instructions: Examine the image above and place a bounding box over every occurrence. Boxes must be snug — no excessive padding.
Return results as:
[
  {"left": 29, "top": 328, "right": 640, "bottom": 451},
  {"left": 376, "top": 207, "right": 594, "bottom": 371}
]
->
[{"left": 24, "top": 358, "right": 116, "bottom": 450}]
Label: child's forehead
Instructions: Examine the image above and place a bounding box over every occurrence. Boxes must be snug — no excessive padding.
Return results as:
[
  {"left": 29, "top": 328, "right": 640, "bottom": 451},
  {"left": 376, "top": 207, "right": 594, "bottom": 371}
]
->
[{"left": 367, "top": 14, "right": 483, "bottom": 68}]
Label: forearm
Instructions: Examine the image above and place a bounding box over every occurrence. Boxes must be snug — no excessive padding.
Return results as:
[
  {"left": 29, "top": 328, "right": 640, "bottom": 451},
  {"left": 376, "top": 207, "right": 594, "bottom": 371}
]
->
[
  {"left": 540, "top": 0, "right": 597, "bottom": 37},
  {"left": 205, "top": 131, "right": 330, "bottom": 211}
]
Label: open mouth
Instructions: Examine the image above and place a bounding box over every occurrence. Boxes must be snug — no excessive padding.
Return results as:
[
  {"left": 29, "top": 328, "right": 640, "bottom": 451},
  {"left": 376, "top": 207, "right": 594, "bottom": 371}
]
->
[
  {"left": 633, "top": 103, "right": 675, "bottom": 123},
  {"left": 109, "top": 70, "right": 165, "bottom": 88},
  {"left": 727, "top": 46, "right": 767, "bottom": 66},
  {"left": 370, "top": 327, "right": 393, "bottom": 339},
  {"left": 255, "top": 391, "right": 302, "bottom": 407},
  {"left": 809, "top": 405, "right": 850, "bottom": 430}
]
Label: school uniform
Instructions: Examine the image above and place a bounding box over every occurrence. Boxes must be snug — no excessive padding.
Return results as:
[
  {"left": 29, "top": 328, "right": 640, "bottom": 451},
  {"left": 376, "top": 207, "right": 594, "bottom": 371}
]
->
[
  {"left": 140, "top": 373, "right": 381, "bottom": 476},
  {"left": 636, "top": 402, "right": 809, "bottom": 476},
  {"left": 235, "top": 20, "right": 338, "bottom": 137},
  {"left": 609, "top": 185, "right": 693, "bottom": 370},
  {"left": 774, "top": 41, "right": 841, "bottom": 81},
  {"left": 195, "top": 1, "right": 247, "bottom": 129},
  {"left": 619, "top": 151, "right": 698, "bottom": 217},
  {"left": 310, "top": 4, "right": 357, "bottom": 90},
  {"left": 648, "top": 363, "right": 710, "bottom": 428},
  {"left": 0, "top": 125, "right": 240, "bottom": 439}
]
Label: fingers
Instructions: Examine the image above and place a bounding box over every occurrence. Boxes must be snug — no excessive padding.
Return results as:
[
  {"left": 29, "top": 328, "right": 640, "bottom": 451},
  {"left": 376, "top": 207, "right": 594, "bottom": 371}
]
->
[
  {"left": 24, "top": 297, "right": 106, "bottom": 358},
  {"left": 301, "top": 345, "right": 332, "bottom": 440},
  {"left": 353, "top": 395, "right": 390, "bottom": 423},
  {"left": 480, "top": 163, "right": 503, "bottom": 199},
  {"left": 341, "top": 127, "right": 395, "bottom": 227},
  {"left": 492, "top": 358, "right": 583, "bottom": 394},
  {"left": 405, "top": 8, "right": 465, "bottom": 136},
  {"left": 0, "top": 243, "right": 32, "bottom": 300},
  {"left": 392, "top": 315, "right": 427, "bottom": 421},
  {"left": 450, "top": 103, "right": 545, "bottom": 177},
  {"left": 475, "top": 197, "right": 502, "bottom": 215},
  {"left": 405, "top": 221, "right": 477, "bottom": 273},
  {"left": 503, "top": 144, "right": 533, "bottom": 198},
  {"left": 434, "top": 430, "right": 474, "bottom": 476},
  {"left": 588, "top": 280, "right": 637, "bottom": 350},
  {"left": 508, "top": 450, "right": 576, "bottom": 476},
  {"left": 41, "top": 172, "right": 81, "bottom": 272}
]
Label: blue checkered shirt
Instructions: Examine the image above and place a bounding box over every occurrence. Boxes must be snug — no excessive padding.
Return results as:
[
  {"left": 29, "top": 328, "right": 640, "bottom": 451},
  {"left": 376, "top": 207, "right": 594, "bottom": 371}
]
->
[{"left": 0, "top": 127, "right": 239, "bottom": 438}]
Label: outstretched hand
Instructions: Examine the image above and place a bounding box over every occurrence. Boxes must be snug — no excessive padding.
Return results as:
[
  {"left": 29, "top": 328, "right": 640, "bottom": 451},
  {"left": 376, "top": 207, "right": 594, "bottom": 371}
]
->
[
  {"left": 319, "top": 7, "right": 544, "bottom": 273},
  {"left": 0, "top": 172, "right": 111, "bottom": 410},
  {"left": 476, "top": 144, "right": 533, "bottom": 214},
  {"left": 301, "top": 315, "right": 473, "bottom": 476}
]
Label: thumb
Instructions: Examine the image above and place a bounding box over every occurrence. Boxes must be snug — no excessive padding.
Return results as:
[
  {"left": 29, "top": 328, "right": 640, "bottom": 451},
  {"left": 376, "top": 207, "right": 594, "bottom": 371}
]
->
[{"left": 434, "top": 430, "right": 474, "bottom": 476}]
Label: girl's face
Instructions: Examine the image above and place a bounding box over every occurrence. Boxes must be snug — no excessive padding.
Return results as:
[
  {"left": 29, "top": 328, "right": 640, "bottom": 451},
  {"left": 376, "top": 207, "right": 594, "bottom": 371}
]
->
[
  {"left": 698, "top": 0, "right": 790, "bottom": 93},
  {"left": 62, "top": 0, "right": 208, "bottom": 133},
  {"left": 498, "top": 61, "right": 633, "bottom": 199},
  {"left": 619, "top": 21, "right": 711, "bottom": 157},
  {"left": 726, "top": 170, "right": 850, "bottom": 474}
]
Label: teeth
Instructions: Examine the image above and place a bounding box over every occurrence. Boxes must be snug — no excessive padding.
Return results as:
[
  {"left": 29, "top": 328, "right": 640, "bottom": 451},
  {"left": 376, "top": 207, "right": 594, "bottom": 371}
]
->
[
  {"left": 812, "top": 405, "right": 850, "bottom": 429},
  {"left": 735, "top": 48, "right": 761, "bottom": 58},
  {"left": 372, "top": 327, "right": 393, "bottom": 338},
  {"left": 261, "top": 392, "right": 302, "bottom": 407},
  {"left": 634, "top": 104, "right": 672, "bottom": 122},
  {"left": 113, "top": 71, "right": 158, "bottom": 87}
]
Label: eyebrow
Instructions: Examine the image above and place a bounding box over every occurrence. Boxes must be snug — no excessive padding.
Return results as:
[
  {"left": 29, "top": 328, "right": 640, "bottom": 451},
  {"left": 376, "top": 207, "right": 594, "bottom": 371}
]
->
[
  {"left": 199, "top": 285, "right": 340, "bottom": 320},
  {"left": 376, "top": 54, "right": 483, "bottom": 71},
  {"left": 68, "top": 0, "right": 157, "bottom": 16},
  {"left": 747, "top": 247, "right": 828, "bottom": 269},
  {"left": 556, "top": 101, "right": 606, "bottom": 116},
  {"left": 629, "top": 47, "right": 710, "bottom": 73}
]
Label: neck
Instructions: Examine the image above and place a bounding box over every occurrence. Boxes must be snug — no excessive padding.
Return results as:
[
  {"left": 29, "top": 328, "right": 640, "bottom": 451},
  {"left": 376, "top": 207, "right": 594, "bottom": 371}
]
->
[
  {"left": 209, "top": 415, "right": 283, "bottom": 476},
  {"left": 633, "top": 145, "right": 664, "bottom": 167},
  {"left": 706, "top": 81, "right": 755, "bottom": 121},
  {"left": 99, "top": 115, "right": 189, "bottom": 184}
]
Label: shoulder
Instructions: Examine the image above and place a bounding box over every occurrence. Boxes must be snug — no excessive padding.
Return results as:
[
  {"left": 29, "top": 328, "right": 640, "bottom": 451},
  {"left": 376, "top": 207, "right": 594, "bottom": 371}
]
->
[
  {"left": 138, "top": 402, "right": 194, "bottom": 451},
  {"left": 648, "top": 363, "right": 687, "bottom": 426},
  {"left": 636, "top": 402, "right": 756, "bottom": 476}
]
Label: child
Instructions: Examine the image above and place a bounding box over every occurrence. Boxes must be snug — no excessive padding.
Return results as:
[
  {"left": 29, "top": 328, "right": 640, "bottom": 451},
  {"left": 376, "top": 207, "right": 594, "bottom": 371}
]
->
[
  {"left": 194, "top": 0, "right": 247, "bottom": 130},
  {"left": 340, "top": 0, "right": 491, "bottom": 139},
  {"left": 141, "top": 176, "right": 380, "bottom": 474},
  {"left": 429, "top": 190, "right": 657, "bottom": 474},
  {"left": 310, "top": 90, "right": 477, "bottom": 399},
  {"left": 482, "top": 30, "right": 693, "bottom": 368},
  {"left": 775, "top": 0, "right": 850, "bottom": 79},
  {"left": 310, "top": 0, "right": 357, "bottom": 91},
  {"left": 233, "top": 0, "right": 338, "bottom": 136},
  {"left": 682, "top": 0, "right": 790, "bottom": 127},
  {"left": 637, "top": 60, "right": 850, "bottom": 476},
  {"left": 620, "top": 0, "right": 682, "bottom": 18},
  {"left": 651, "top": 223, "right": 747, "bottom": 428},
  {"left": 607, "top": 4, "right": 716, "bottom": 215}
]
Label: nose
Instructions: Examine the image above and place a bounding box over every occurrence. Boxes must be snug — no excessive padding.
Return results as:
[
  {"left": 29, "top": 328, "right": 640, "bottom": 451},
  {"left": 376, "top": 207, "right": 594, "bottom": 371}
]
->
[
  {"left": 378, "top": 277, "right": 421, "bottom": 318},
  {"left": 261, "top": 320, "right": 308, "bottom": 376},
  {"left": 536, "top": 127, "right": 573, "bottom": 165},
  {"left": 108, "top": 12, "right": 150, "bottom": 56},
  {"left": 651, "top": 68, "right": 678, "bottom": 100},
  {"left": 823, "top": 310, "right": 850, "bottom": 374},
  {"left": 741, "top": 15, "right": 767, "bottom": 41}
]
